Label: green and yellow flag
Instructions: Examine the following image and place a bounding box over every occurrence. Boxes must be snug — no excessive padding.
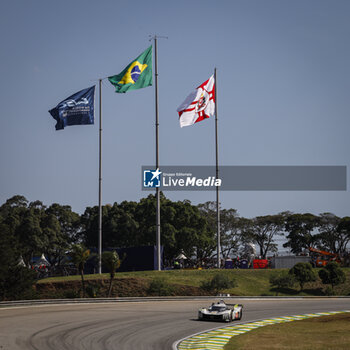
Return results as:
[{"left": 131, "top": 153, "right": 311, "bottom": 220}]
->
[{"left": 108, "top": 46, "right": 153, "bottom": 93}]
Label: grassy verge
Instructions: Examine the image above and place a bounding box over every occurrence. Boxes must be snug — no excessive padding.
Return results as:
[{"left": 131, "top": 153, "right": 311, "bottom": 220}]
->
[
  {"left": 224, "top": 313, "right": 350, "bottom": 350},
  {"left": 35, "top": 268, "right": 350, "bottom": 298}
]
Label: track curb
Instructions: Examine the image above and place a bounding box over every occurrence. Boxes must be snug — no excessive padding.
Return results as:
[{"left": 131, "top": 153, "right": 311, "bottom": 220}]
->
[{"left": 173, "top": 310, "right": 350, "bottom": 350}]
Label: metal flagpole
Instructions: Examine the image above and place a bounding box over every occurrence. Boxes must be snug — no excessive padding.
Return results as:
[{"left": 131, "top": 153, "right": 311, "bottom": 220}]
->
[
  {"left": 98, "top": 78, "right": 102, "bottom": 274},
  {"left": 154, "top": 37, "right": 161, "bottom": 271},
  {"left": 214, "top": 68, "right": 221, "bottom": 269},
  {"left": 149, "top": 35, "right": 167, "bottom": 271}
]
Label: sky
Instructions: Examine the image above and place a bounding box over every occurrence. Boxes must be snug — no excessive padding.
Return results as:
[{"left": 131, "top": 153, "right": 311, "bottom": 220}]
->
[{"left": 0, "top": 0, "right": 349, "bottom": 220}]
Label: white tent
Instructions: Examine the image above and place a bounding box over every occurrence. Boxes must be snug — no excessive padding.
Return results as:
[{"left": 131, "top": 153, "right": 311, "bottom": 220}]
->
[
  {"left": 17, "top": 256, "right": 26, "bottom": 267},
  {"left": 175, "top": 253, "right": 187, "bottom": 260},
  {"left": 35, "top": 253, "right": 50, "bottom": 266}
]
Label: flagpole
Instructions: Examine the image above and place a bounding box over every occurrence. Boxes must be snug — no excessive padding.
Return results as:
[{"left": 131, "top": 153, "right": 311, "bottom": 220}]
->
[
  {"left": 214, "top": 68, "right": 221, "bottom": 269},
  {"left": 153, "top": 36, "right": 161, "bottom": 271},
  {"left": 149, "top": 35, "right": 167, "bottom": 271},
  {"left": 98, "top": 78, "right": 102, "bottom": 274}
]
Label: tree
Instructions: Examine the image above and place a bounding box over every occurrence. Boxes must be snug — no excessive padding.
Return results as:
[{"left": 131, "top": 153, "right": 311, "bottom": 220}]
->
[
  {"left": 335, "top": 217, "right": 350, "bottom": 257},
  {"left": 219, "top": 208, "right": 241, "bottom": 259},
  {"left": 243, "top": 214, "right": 284, "bottom": 258},
  {"left": 80, "top": 194, "right": 216, "bottom": 266},
  {"left": 175, "top": 200, "right": 215, "bottom": 266},
  {"left": 283, "top": 213, "right": 319, "bottom": 254},
  {"left": 40, "top": 212, "right": 62, "bottom": 266},
  {"left": 0, "top": 218, "right": 36, "bottom": 300},
  {"left": 135, "top": 193, "right": 178, "bottom": 261},
  {"left": 15, "top": 201, "right": 49, "bottom": 266},
  {"left": 318, "top": 262, "right": 346, "bottom": 291},
  {"left": 289, "top": 262, "right": 316, "bottom": 291},
  {"left": 314, "top": 213, "right": 341, "bottom": 254},
  {"left": 133, "top": 195, "right": 215, "bottom": 265},
  {"left": 69, "top": 244, "right": 90, "bottom": 297},
  {"left": 81, "top": 205, "right": 109, "bottom": 248},
  {"left": 102, "top": 250, "right": 121, "bottom": 297},
  {"left": 0, "top": 197, "right": 70, "bottom": 267},
  {"left": 311, "top": 214, "right": 350, "bottom": 260},
  {"left": 196, "top": 201, "right": 219, "bottom": 264},
  {"left": 112, "top": 201, "right": 139, "bottom": 247},
  {"left": 0, "top": 195, "right": 29, "bottom": 262},
  {"left": 0, "top": 196, "right": 84, "bottom": 272},
  {"left": 2, "top": 195, "right": 29, "bottom": 210},
  {"left": 47, "top": 204, "right": 81, "bottom": 240}
]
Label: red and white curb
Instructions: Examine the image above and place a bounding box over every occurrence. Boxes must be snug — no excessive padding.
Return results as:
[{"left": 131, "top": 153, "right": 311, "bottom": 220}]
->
[{"left": 174, "top": 310, "right": 350, "bottom": 350}]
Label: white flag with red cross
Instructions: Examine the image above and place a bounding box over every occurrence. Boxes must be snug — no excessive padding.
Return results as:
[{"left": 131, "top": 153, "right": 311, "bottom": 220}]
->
[{"left": 177, "top": 75, "right": 215, "bottom": 128}]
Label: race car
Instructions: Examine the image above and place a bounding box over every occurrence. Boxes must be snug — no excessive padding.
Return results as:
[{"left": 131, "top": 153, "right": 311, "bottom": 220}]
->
[{"left": 198, "top": 300, "right": 243, "bottom": 322}]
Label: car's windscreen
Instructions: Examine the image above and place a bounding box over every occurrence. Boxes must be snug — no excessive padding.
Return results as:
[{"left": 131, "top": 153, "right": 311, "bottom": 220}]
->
[{"left": 210, "top": 306, "right": 226, "bottom": 312}]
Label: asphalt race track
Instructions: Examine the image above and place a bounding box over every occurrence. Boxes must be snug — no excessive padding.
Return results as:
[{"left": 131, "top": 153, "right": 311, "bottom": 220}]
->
[{"left": 0, "top": 298, "right": 349, "bottom": 350}]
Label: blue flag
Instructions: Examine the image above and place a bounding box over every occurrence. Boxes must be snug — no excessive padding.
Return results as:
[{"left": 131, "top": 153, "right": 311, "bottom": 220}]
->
[{"left": 49, "top": 86, "right": 95, "bottom": 130}]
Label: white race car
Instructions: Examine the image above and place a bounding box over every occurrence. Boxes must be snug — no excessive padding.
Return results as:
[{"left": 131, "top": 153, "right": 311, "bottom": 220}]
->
[{"left": 198, "top": 300, "right": 243, "bottom": 322}]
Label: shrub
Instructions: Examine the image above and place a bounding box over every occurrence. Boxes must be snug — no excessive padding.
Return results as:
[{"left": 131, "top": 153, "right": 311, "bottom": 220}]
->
[
  {"left": 318, "top": 262, "right": 346, "bottom": 291},
  {"left": 64, "top": 289, "right": 81, "bottom": 299},
  {"left": 147, "top": 277, "right": 174, "bottom": 296},
  {"left": 201, "top": 274, "right": 237, "bottom": 295},
  {"left": 85, "top": 283, "right": 100, "bottom": 298},
  {"left": 324, "top": 286, "right": 335, "bottom": 296},
  {"left": 289, "top": 262, "right": 316, "bottom": 291},
  {"left": 270, "top": 271, "right": 296, "bottom": 294}
]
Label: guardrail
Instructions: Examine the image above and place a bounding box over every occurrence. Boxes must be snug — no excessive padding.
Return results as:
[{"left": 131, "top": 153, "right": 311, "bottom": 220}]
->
[{"left": 1, "top": 295, "right": 349, "bottom": 308}]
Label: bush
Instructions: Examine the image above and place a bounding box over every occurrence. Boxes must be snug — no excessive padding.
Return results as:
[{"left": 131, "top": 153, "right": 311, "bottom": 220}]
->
[
  {"left": 270, "top": 271, "right": 296, "bottom": 294},
  {"left": 289, "top": 262, "right": 316, "bottom": 291},
  {"left": 147, "top": 277, "right": 174, "bottom": 296},
  {"left": 63, "top": 289, "right": 81, "bottom": 299},
  {"left": 324, "top": 286, "right": 335, "bottom": 296},
  {"left": 85, "top": 283, "right": 100, "bottom": 298},
  {"left": 319, "top": 262, "right": 346, "bottom": 291},
  {"left": 201, "top": 274, "right": 237, "bottom": 295}
]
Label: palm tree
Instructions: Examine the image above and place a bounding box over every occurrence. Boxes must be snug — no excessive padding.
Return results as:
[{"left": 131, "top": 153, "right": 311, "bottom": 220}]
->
[
  {"left": 69, "top": 244, "right": 90, "bottom": 297},
  {"left": 102, "top": 251, "right": 121, "bottom": 297}
]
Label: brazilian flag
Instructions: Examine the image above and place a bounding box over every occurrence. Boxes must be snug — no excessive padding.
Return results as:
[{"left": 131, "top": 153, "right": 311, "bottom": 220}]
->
[{"left": 108, "top": 46, "right": 153, "bottom": 93}]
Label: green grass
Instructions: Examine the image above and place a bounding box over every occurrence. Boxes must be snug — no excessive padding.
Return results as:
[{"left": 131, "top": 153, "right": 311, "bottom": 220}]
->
[
  {"left": 37, "top": 268, "right": 350, "bottom": 297},
  {"left": 224, "top": 313, "right": 350, "bottom": 350}
]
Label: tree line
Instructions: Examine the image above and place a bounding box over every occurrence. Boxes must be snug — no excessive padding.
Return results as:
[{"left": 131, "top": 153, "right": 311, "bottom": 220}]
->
[{"left": 1, "top": 194, "right": 350, "bottom": 268}]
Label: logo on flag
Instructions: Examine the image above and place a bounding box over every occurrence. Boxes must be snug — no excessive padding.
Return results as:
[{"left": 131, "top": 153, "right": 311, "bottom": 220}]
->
[
  {"left": 143, "top": 168, "right": 162, "bottom": 188},
  {"left": 49, "top": 86, "right": 95, "bottom": 130},
  {"left": 118, "top": 61, "right": 148, "bottom": 85},
  {"left": 177, "top": 75, "right": 215, "bottom": 128},
  {"left": 108, "top": 46, "right": 153, "bottom": 93}
]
